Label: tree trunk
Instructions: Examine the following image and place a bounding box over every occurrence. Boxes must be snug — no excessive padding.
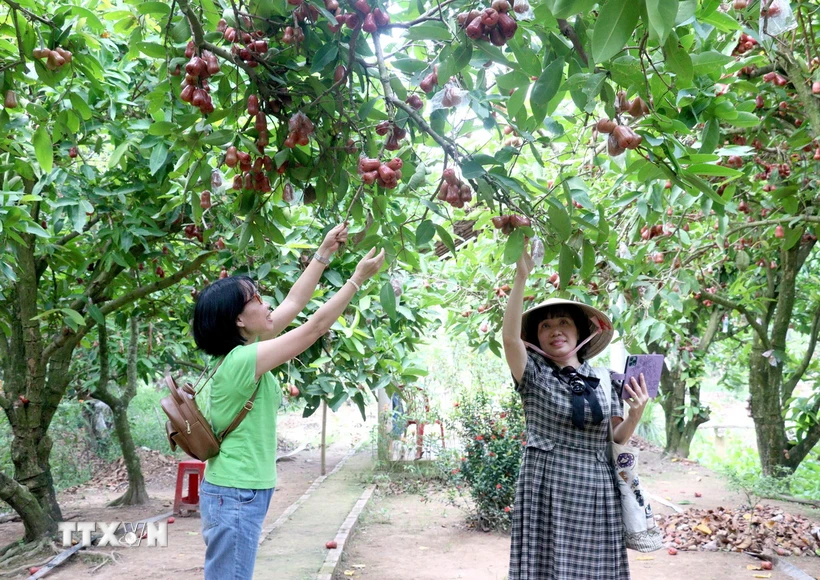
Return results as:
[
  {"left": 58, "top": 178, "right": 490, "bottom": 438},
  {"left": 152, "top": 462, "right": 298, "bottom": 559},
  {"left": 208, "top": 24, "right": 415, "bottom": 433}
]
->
[
  {"left": 106, "top": 401, "right": 148, "bottom": 506},
  {"left": 749, "top": 339, "right": 791, "bottom": 476},
  {"left": 95, "top": 316, "right": 148, "bottom": 506}
]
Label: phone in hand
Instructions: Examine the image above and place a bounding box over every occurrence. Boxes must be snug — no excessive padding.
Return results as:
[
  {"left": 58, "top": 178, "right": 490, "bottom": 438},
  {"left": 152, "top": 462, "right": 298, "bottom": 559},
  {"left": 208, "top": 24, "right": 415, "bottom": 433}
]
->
[{"left": 620, "top": 354, "right": 665, "bottom": 399}]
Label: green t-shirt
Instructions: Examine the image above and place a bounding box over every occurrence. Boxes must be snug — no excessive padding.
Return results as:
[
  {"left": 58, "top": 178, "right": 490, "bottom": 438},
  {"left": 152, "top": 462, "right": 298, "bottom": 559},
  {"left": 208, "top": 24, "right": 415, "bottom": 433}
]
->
[{"left": 204, "top": 342, "right": 281, "bottom": 489}]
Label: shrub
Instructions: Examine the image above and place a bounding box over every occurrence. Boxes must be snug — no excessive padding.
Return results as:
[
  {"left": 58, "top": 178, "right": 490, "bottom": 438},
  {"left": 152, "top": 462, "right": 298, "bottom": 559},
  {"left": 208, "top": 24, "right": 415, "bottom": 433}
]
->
[{"left": 439, "top": 386, "right": 525, "bottom": 531}]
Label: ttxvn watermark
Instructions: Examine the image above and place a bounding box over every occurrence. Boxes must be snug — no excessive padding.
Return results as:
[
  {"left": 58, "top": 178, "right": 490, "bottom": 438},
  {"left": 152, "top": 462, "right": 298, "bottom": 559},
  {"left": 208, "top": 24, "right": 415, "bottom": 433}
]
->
[{"left": 57, "top": 521, "right": 169, "bottom": 548}]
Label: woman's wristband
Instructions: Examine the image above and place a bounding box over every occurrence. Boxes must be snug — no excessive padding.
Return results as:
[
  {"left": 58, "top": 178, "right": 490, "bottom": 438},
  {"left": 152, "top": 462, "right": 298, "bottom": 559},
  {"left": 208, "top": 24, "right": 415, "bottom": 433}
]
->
[
  {"left": 347, "top": 278, "right": 361, "bottom": 291},
  {"left": 313, "top": 252, "right": 331, "bottom": 265}
]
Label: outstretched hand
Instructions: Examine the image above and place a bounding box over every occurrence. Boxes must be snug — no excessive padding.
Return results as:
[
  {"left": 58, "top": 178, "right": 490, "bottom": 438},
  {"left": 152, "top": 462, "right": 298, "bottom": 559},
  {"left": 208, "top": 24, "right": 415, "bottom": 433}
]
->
[
  {"left": 352, "top": 247, "right": 386, "bottom": 283},
  {"left": 319, "top": 223, "right": 349, "bottom": 256},
  {"left": 516, "top": 242, "right": 534, "bottom": 278}
]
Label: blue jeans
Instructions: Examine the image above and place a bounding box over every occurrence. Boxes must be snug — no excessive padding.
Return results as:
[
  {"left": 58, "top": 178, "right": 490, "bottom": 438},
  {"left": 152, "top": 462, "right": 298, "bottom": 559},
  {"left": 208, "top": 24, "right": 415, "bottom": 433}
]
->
[{"left": 200, "top": 480, "right": 274, "bottom": 580}]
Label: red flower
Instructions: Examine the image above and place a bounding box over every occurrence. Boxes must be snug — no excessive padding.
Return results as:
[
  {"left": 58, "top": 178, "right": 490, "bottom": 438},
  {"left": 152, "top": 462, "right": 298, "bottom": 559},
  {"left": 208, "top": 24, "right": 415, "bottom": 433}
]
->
[
  {"left": 476, "top": 435, "right": 484, "bottom": 441},
  {"left": 496, "top": 484, "right": 502, "bottom": 489},
  {"left": 504, "top": 506, "right": 511, "bottom": 513}
]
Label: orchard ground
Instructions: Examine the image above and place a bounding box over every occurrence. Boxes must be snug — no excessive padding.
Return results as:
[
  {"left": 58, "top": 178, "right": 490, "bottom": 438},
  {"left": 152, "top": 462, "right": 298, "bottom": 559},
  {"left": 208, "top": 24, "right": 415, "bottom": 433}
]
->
[{"left": 0, "top": 401, "right": 819, "bottom": 579}]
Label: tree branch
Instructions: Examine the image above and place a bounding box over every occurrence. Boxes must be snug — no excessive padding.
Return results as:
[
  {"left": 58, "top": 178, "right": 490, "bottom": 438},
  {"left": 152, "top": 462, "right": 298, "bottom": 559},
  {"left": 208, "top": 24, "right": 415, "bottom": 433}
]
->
[
  {"left": 42, "top": 252, "right": 214, "bottom": 361},
  {"left": 557, "top": 19, "right": 588, "bottom": 67},
  {"left": 782, "top": 299, "right": 820, "bottom": 401},
  {"left": 699, "top": 308, "right": 723, "bottom": 352},
  {"left": 700, "top": 291, "right": 770, "bottom": 349},
  {"left": 1, "top": 0, "right": 57, "bottom": 28},
  {"left": 125, "top": 315, "right": 138, "bottom": 402}
]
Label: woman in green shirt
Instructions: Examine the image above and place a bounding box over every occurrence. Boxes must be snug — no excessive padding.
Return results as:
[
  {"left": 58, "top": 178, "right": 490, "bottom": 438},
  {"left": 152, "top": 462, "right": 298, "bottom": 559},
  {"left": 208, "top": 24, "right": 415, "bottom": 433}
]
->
[{"left": 192, "top": 223, "right": 384, "bottom": 580}]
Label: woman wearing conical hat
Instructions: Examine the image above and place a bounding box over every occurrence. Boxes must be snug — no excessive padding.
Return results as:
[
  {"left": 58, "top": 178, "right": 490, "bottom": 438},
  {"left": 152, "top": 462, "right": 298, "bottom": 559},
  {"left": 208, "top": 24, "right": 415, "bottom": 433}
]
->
[{"left": 502, "top": 242, "right": 648, "bottom": 580}]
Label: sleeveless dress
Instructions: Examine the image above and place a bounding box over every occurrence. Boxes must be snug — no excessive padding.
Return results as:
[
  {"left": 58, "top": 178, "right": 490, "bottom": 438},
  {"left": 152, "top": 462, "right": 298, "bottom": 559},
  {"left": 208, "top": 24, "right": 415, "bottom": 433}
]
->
[{"left": 508, "top": 351, "right": 630, "bottom": 580}]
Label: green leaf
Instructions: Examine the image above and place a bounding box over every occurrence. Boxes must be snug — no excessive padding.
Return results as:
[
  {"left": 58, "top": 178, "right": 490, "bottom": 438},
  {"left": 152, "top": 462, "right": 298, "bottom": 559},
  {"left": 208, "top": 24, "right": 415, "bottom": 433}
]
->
[
  {"left": 546, "top": 0, "right": 598, "bottom": 19},
  {"left": 435, "top": 225, "right": 456, "bottom": 256},
  {"left": 108, "top": 141, "right": 130, "bottom": 168},
  {"left": 725, "top": 112, "right": 760, "bottom": 128},
  {"left": 646, "top": 0, "right": 677, "bottom": 43},
  {"left": 201, "top": 130, "right": 235, "bottom": 146},
  {"left": 460, "top": 159, "right": 485, "bottom": 179},
  {"left": 530, "top": 57, "right": 564, "bottom": 125},
  {"left": 32, "top": 126, "right": 53, "bottom": 174},
  {"left": 690, "top": 51, "right": 733, "bottom": 75},
  {"left": 416, "top": 220, "right": 436, "bottom": 246},
  {"left": 687, "top": 163, "right": 743, "bottom": 178},
  {"left": 69, "top": 93, "right": 93, "bottom": 120},
  {"left": 309, "top": 43, "right": 338, "bottom": 74},
  {"left": 664, "top": 35, "right": 693, "bottom": 87},
  {"left": 503, "top": 229, "right": 525, "bottom": 264},
  {"left": 149, "top": 143, "right": 168, "bottom": 175},
  {"left": 137, "top": 2, "right": 171, "bottom": 16},
  {"left": 591, "top": 0, "right": 641, "bottom": 64},
  {"left": 558, "top": 245, "right": 575, "bottom": 290},
  {"left": 700, "top": 119, "right": 720, "bottom": 154},
  {"left": 148, "top": 121, "right": 177, "bottom": 136},
  {"left": 136, "top": 42, "right": 166, "bottom": 59},
  {"left": 70, "top": 6, "right": 104, "bottom": 32},
  {"left": 405, "top": 22, "right": 452, "bottom": 41},
  {"left": 379, "top": 281, "right": 397, "bottom": 319},
  {"left": 61, "top": 308, "right": 86, "bottom": 327},
  {"left": 391, "top": 58, "right": 427, "bottom": 74},
  {"left": 87, "top": 303, "right": 105, "bottom": 325},
  {"left": 548, "top": 202, "right": 571, "bottom": 241}
]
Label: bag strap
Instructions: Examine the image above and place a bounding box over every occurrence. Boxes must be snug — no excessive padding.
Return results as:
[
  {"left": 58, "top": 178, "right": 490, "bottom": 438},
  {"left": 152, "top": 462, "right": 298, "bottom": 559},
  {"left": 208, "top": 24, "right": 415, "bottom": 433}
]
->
[
  {"left": 196, "top": 357, "right": 261, "bottom": 442},
  {"left": 217, "top": 382, "right": 262, "bottom": 441},
  {"left": 592, "top": 367, "right": 615, "bottom": 444}
]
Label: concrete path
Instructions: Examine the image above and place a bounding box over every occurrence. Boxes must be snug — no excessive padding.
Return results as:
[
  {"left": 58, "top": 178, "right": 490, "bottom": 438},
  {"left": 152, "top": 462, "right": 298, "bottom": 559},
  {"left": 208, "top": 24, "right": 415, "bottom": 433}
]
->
[{"left": 254, "top": 446, "right": 375, "bottom": 580}]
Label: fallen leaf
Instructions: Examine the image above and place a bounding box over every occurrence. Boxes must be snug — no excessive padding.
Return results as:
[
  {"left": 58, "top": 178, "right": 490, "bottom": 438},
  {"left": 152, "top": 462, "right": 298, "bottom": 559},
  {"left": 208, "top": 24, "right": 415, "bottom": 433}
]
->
[
  {"left": 747, "top": 565, "right": 762, "bottom": 570},
  {"left": 695, "top": 523, "right": 712, "bottom": 535},
  {"left": 419, "top": 546, "right": 429, "bottom": 550},
  {"left": 343, "top": 571, "right": 355, "bottom": 577},
  {"left": 752, "top": 575, "right": 771, "bottom": 579},
  {"left": 636, "top": 556, "right": 655, "bottom": 561}
]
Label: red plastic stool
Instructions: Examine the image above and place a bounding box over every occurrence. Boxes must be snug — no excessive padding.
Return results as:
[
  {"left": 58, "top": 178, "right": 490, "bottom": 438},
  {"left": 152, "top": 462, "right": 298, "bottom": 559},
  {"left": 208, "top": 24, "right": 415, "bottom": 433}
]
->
[{"left": 173, "top": 459, "right": 206, "bottom": 515}]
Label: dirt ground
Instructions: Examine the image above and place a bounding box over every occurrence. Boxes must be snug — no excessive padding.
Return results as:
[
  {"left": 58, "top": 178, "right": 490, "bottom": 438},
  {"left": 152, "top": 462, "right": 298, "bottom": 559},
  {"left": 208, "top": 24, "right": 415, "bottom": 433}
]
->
[
  {"left": 0, "top": 404, "right": 370, "bottom": 579},
  {"left": 334, "top": 441, "right": 820, "bottom": 580}
]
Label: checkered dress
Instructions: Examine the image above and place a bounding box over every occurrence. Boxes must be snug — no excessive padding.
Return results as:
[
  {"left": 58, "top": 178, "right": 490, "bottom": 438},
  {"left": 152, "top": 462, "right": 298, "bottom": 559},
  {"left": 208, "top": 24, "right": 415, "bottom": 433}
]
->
[{"left": 509, "top": 351, "right": 630, "bottom": 580}]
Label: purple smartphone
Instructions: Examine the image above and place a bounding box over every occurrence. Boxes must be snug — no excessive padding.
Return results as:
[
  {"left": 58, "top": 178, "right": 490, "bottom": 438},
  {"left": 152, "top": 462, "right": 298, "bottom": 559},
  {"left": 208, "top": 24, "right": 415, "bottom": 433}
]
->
[{"left": 620, "top": 354, "right": 664, "bottom": 399}]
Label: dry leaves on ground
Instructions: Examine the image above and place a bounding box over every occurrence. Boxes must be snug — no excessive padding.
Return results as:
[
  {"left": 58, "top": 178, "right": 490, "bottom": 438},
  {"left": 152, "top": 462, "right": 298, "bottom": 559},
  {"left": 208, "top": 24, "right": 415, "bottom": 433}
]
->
[{"left": 659, "top": 505, "right": 820, "bottom": 557}]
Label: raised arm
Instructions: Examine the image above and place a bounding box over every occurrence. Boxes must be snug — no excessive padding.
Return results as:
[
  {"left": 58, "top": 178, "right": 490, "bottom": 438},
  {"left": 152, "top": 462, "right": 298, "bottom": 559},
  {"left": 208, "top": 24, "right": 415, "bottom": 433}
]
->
[
  {"left": 260, "top": 223, "right": 349, "bottom": 340},
  {"left": 254, "top": 248, "right": 385, "bottom": 380},
  {"left": 502, "top": 245, "right": 534, "bottom": 383}
]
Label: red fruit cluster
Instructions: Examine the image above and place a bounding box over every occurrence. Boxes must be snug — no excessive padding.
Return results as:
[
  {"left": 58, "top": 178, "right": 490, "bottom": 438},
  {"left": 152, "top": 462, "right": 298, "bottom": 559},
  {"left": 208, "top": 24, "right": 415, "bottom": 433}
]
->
[
  {"left": 762, "top": 70, "right": 788, "bottom": 87},
  {"left": 732, "top": 32, "right": 758, "bottom": 56},
  {"left": 217, "top": 17, "right": 268, "bottom": 66},
  {"left": 68, "top": 146, "right": 78, "bottom": 159},
  {"left": 640, "top": 224, "right": 668, "bottom": 241},
  {"left": 491, "top": 214, "right": 530, "bottom": 235},
  {"left": 613, "top": 91, "right": 650, "bottom": 118},
  {"left": 32, "top": 47, "right": 72, "bottom": 70},
  {"left": 288, "top": 0, "right": 321, "bottom": 23},
  {"left": 335, "top": 0, "right": 390, "bottom": 33},
  {"left": 284, "top": 112, "right": 315, "bottom": 148},
  {"left": 375, "top": 120, "right": 406, "bottom": 150},
  {"left": 184, "top": 224, "right": 204, "bottom": 242},
  {"left": 358, "top": 156, "right": 402, "bottom": 189},
  {"left": 420, "top": 66, "right": 439, "bottom": 93},
  {"left": 596, "top": 118, "right": 642, "bottom": 157},
  {"left": 405, "top": 94, "right": 423, "bottom": 110},
  {"left": 723, "top": 155, "right": 744, "bottom": 169},
  {"left": 179, "top": 44, "right": 219, "bottom": 114},
  {"left": 437, "top": 168, "right": 473, "bottom": 208},
  {"left": 457, "top": 1, "right": 518, "bottom": 47},
  {"left": 4, "top": 90, "right": 17, "bottom": 109},
  {"left": 225, "top": 145, "right": 274, "bottom": 192},
  {"left": 283, "top": 25, "right": 306, "bottom": 44}
]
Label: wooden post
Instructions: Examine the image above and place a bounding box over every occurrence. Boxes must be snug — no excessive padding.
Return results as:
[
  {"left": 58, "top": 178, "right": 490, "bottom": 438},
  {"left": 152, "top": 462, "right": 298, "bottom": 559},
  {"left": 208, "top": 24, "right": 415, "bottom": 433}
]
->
[{"left": 320, "top": 400, "right": 327, "bottom": 476}]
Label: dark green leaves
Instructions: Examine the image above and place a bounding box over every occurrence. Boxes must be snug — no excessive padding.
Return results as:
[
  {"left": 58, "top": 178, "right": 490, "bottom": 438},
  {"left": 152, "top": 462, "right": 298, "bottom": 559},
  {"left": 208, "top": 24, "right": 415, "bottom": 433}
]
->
[
  {"left": 591, "top": 0, "right": 641, "bottom": 64},
  {"left": 32, "top": 126, "right": 52, "bottom": 173},
  {"left": 379, "top": 281, "right": 397, "bottom": 319},
  {"left": 646, "top": 0, "right": 677, "bottom": 44},
  {"left": 530, "top": 57, "right": 564, "bottom": 126}
]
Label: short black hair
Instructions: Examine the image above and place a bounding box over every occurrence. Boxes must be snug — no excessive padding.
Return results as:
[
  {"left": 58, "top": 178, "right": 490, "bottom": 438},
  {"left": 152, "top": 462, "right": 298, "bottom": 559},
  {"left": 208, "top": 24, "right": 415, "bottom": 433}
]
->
[
  {"left": 192, "top": 275, "right": 256, "bottom": 356},
  {"left": 523, "top": 304, "right": 592, "bottom": 361}
]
